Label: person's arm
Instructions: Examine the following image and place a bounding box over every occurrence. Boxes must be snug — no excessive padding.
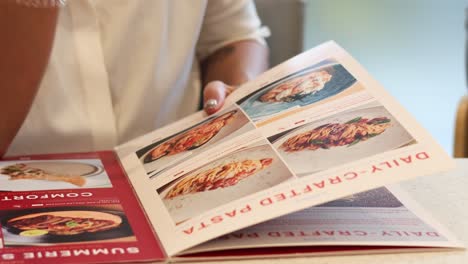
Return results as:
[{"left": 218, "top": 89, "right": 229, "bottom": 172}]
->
[
  {"left": 0, "top": 1, "right": 59, "bottom": 157},
  {"left": 201, "top": 40, "right": 269, "bottom": 114}
]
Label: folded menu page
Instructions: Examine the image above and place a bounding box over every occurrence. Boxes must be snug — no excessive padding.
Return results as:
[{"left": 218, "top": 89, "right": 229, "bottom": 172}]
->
[
  {"left": 115, "top": 41, "right": 457, "bottom": 256},
  {"left": 0, "top": 41, "right": 461, "bottom": 263},
  {"left": 177, "top": 185, "right": 462, "bottom": 260}
]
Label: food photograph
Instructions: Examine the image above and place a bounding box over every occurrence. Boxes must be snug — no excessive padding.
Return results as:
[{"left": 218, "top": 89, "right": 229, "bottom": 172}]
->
[
  {"left": 0, "top": 205, "right": 135, "bottom": 246},
  {"left": 0, "top": 159, "right": 113, "bottom": 191},
  {"left": 268, "top": 103, "right": 415, "bottom": 176},
  {"left": 136, "top": 106, "right": 256, "bottom": 177},
  {"left": 237, "top": 59, "right": 357, "bottom": 122},
  {"left": 157, "top": 141, "right": 295, "bottom": 224}
]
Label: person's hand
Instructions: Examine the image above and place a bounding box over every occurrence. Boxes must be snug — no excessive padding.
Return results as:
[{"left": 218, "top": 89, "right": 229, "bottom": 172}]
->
[{"left": 203, "top": 81, "right": 235, "bottom": 115}]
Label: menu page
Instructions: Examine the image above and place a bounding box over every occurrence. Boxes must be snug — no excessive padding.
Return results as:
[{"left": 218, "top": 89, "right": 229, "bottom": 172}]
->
[
  {"left": 184, "top": 186, "right": 462, "bottom": 254},
  {"left": 0, "top": 152, "right": 164, "bottom": 264},
  {"left": 116, "top": 41, "right": 455, "bottom": 256}
]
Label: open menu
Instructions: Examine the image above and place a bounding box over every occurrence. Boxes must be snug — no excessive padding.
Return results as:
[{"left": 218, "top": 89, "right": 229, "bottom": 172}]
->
[
  {"left": 0, "top": 41, "right": 463, "bottom": 263},
  {"left": 0, "top": 152, "right": 164, "bottom": 263}
]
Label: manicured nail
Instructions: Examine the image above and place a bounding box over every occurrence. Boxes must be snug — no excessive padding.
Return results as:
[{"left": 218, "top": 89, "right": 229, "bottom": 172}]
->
[{"left": 204, "top": 99, "right": 218, "bottom": 109}]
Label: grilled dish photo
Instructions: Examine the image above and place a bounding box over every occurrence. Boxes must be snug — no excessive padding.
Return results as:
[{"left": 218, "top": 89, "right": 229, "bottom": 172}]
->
[
  {"left": 144, "top": 110, "right": 237, "bottom": 164},
  {"left": 237, "top": 61, "right": 357, "bottom": 123},
  {"left": 164, "top": 158, "right": 274, "bottom": 199},
  {"left": 1, "top": 206, "right": 136, "bottom": 246},
  {"left": 259, "top": 70, "right": 332, "bottom": 103},
  {"left": 8, "top": 211, "right": 122, "bottom": 236},
  {"left": 1, "top": 163, "right": 86, "bottom": 187},
  {"left": 280, "top": 116, "right": 391, "bottom": 152}
]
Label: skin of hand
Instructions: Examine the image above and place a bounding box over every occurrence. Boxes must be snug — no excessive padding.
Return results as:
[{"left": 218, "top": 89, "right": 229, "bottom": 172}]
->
[
  {"left": 201, "top": 40, "right": 269, "bottom": 115},
  {"left": 203, "top": 81, "right": 235, "bottom": 115}
]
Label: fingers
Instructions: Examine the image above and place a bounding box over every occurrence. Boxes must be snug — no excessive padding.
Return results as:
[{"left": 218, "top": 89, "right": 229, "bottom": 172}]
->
[{"left": 203, "top": 81, "right": 233, "bottom": 115}]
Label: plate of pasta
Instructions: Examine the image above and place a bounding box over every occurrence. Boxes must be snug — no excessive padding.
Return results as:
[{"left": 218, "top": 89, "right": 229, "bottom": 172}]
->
[
  {"left": 271, "top": 105, "right": 415, "bottom": 176},
  {"left": 158, "top": 143, "right": 294, "bottom": 224}
]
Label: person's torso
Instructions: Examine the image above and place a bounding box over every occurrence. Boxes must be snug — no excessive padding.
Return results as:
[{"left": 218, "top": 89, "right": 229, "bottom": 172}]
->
[{"left": 7, "top": 0, "right": 207, "bottom": 156}]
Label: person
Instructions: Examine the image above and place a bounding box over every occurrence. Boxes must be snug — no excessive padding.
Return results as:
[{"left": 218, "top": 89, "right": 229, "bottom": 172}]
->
[{"left": 0, "top": 0, "right": 269, "bottom": 157}]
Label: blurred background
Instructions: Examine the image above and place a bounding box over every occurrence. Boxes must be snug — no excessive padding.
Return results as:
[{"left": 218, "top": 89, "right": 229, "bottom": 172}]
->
[{"left": 256, "top": 0, "right": 466, "bottom": 155}]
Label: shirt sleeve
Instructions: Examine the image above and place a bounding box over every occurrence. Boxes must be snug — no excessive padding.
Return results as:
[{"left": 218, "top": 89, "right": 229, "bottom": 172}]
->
[{"left": 196, "top": 0, "right": 270, "bottom": 61}]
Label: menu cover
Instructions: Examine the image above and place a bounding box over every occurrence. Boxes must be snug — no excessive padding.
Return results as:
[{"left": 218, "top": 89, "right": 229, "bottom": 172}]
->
[
  {"left": 0, "top": 152, "right": 166, "bottom": 264},
  {"left": 0, "top": 41, "right": 463, "bottom": 263}
]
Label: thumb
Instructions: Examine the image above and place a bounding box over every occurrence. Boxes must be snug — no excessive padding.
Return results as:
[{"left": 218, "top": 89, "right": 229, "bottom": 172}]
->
[{"left": 203, "top": 81, "right": 230, "bottom": 115}]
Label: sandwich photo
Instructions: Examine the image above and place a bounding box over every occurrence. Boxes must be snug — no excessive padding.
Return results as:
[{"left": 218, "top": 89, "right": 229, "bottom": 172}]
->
[{"left": 7, "top": 210, "right": 122, "bottom": 236}]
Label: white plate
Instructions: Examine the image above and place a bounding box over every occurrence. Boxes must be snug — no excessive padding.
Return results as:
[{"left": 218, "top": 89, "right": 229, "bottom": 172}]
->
[
  {"left": 272, "top": 106, "right": 414, "bottom": 176},
  {"left": 159, "top": 144, "right": 294, "bottom": 224}
]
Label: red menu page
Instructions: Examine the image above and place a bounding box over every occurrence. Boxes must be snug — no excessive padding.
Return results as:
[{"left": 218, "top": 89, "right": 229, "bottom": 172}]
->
[{"left": 0, "top": 152, "right": 165, "bottom": 264}]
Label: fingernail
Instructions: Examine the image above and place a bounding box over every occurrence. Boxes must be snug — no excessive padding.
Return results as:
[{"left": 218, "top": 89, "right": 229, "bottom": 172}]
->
[{"left": 204, "top": 99, "right": 218, "bottom": 109}]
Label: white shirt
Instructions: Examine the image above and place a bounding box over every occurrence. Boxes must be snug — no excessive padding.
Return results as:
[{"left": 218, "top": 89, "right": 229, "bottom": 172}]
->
[{"left": 7, "top": 0, "right": 268, "bottom": 156}]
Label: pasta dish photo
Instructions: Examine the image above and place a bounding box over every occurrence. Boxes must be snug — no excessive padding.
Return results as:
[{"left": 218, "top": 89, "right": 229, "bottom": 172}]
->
[
  {"left": 269, "top": 104, "right": 415, "bottom": 177},
  {"left": 158, "top": 142, "right": 295, "bottom": 224},
  {"left": 280, "top": 116, "right": 392, "bottom": 152},
  {"left": 144, "top": 110, "right": 237, "bottom": 164},
  {"left": 164, "top": 158, "right": 273, "bottom": 199}
]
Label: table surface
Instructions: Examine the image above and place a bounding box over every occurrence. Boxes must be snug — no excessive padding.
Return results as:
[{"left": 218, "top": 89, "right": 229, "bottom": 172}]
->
[{"left": 191, "top": 159, "right": 468, "bottom": 264}]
